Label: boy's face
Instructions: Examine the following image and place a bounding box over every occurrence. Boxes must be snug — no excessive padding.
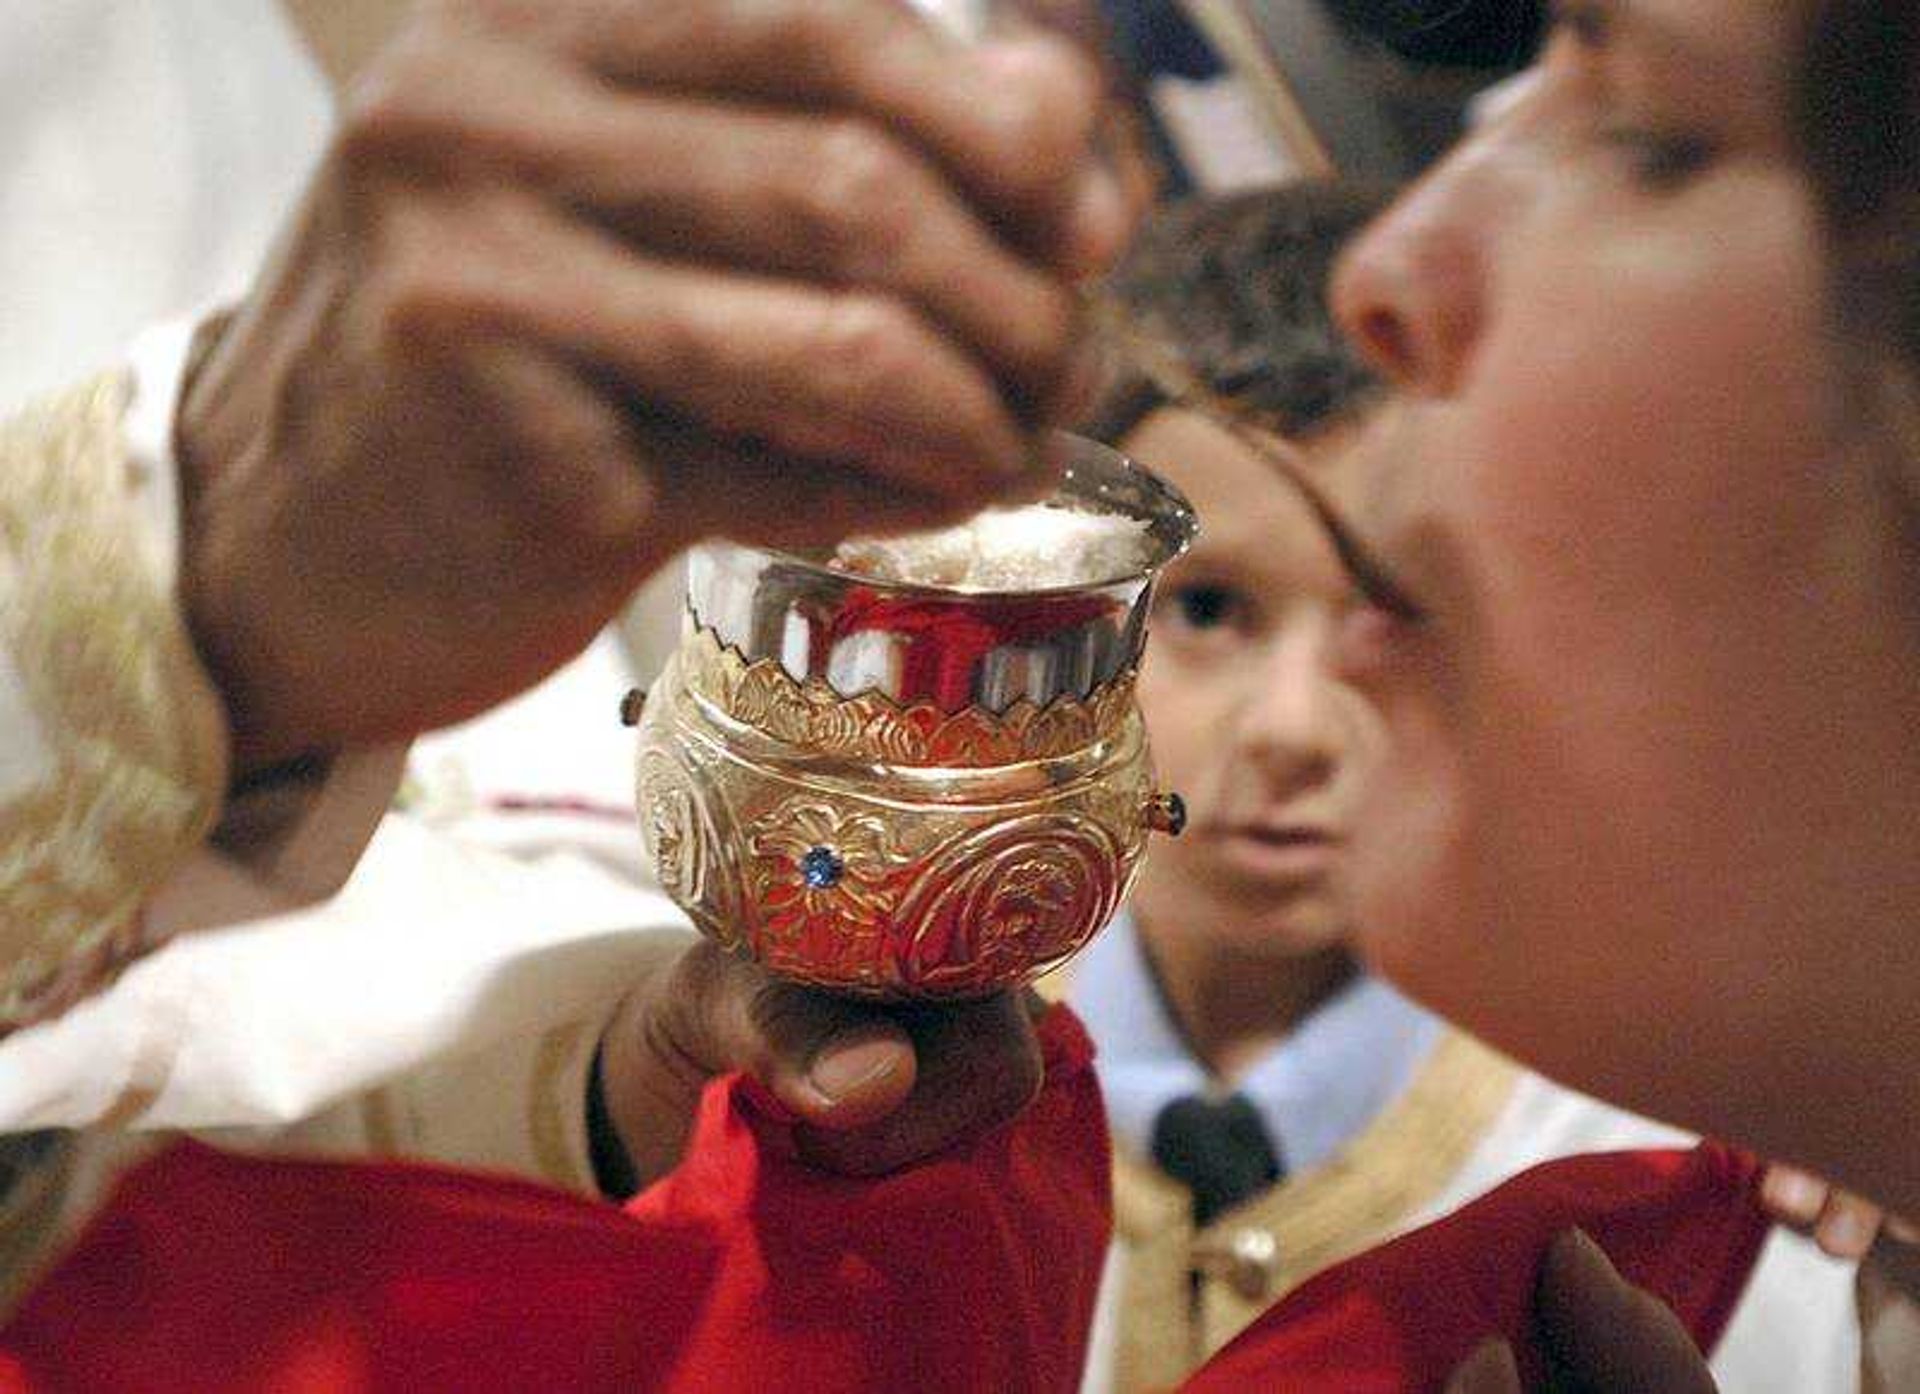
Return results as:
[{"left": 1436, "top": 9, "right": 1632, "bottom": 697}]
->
[{"left": 1122, "top": 406, "right": 1381, "bottom": 959}]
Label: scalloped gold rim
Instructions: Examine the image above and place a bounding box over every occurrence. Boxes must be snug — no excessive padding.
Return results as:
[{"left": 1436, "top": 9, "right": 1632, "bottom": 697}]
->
[{"left": 677, "top": 625, "right": 1136, "bottom": 768}]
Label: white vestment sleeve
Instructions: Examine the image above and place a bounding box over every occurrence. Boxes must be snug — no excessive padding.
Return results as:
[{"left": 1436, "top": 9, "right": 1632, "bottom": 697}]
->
[{"left": 0, "top": 321, "right": 404, "bottom": 1034}]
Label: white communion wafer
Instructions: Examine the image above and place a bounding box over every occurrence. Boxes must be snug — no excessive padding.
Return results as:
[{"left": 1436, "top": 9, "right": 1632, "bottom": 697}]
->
[{"left": 832, "top": 504, "right": 1155, "bottom": 590}]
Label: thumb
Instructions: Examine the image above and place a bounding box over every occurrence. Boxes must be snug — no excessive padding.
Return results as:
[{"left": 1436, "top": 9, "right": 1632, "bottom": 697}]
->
[
  {"left": 737, "top": 973, "right": 920, "bottom": 1128},
  {"left": 788, "top": 990, "right": 1044, "bottom": 1176},
  {"left": 601, "top": 940, "right": 916, "bottom": 1187},
  {"left": 1537, "top": 1229, "right": 1719, "bottom": 1394}
]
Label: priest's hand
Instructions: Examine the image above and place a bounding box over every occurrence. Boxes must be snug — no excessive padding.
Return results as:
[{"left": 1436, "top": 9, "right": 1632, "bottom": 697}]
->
[
  {"left": 1443, "top": 1230, "right": 1718, "bottom": 1394},
  {"left": 589, "top": 939, "right": 1045, "bottom": 1192},
  {"left": 176, "top": 0, "right": 1125, "bottom": 777}
]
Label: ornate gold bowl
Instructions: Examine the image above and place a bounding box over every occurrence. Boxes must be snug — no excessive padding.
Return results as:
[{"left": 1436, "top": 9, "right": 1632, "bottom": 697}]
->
[{"left": 629, "top": 436, "right": 1197, "bottom": 999}]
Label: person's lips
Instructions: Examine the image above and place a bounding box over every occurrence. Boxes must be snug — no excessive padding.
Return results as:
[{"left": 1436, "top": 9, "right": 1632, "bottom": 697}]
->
[
  {"left": 1331, "top": 599, "right": 1418, "bottom": 685},
  {"left": 1320, "top": 401, "right": 1431, "bottom": 625},
  {"left": 1209, "top": 822, "right": 1343, "bottom": 880},
  {"left": 1322, "top": 514, "right": 1425, "bottom": 624},
  {"left": 1249, "top": 433, "right": 1427, "bottom": 624}
]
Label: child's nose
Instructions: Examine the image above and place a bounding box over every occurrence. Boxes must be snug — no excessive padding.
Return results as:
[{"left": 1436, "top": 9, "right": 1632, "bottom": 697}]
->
[{"left": 1235, "top": 629, "right": 1341, "bottom": 793}]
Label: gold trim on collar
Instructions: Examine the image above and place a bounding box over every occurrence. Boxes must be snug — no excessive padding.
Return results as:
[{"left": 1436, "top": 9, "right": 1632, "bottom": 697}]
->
[{"left": 1107, "top": 1031, "right": 1522, "bottom": 1392}]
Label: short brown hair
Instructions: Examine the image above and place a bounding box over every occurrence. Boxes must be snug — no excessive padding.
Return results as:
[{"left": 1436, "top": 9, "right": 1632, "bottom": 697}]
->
[{"left": 1082, "top": 180, "right": 1394, "bottom": 446}]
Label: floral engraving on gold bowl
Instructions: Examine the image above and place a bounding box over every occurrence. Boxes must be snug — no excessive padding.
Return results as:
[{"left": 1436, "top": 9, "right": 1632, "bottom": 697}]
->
[
  {"left": 741, "top": 798, "right": 1140, "bottom": 995},
  {"left": 634, "top": 642, "right": 1158, "bottom": 999},
  {"left": 677, "top": 625, "right": 1138, "bottom": 767},
  {"left": 748, "top": 801, "right": 921, "bottom": 982}
]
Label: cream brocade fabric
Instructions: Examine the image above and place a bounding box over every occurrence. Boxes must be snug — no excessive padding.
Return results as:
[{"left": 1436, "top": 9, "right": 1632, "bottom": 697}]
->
[{"left": 0, "top": 372, "right": 228, "bottom": 1030}]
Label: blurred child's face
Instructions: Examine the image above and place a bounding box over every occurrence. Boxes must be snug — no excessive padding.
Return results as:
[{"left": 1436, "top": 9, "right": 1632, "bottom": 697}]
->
[{"left": 1121, "top": 405, "right": 1379, "bottom": 959}]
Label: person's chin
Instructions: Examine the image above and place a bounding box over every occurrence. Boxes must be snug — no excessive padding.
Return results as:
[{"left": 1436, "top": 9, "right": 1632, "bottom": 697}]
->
[{"left": 1233, "top": 895, "right": 1350, "bottom": 958}]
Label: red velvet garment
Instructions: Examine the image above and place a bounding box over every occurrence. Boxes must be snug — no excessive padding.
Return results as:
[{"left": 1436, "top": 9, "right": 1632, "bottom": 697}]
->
[
  {"left": 0, "top": 1005, "right": 1769, "bottom": 1394},
  {"left": 1183, "top": 1142, "right": 1770, "bottom": 1394},
  {"left": 0, "top": 1008, "right": 1110, "bottom": 1394}
]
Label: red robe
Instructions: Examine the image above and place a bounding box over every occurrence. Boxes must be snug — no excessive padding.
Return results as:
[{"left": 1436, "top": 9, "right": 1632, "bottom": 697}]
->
[
  {"left": 0, "top": 1006, "right": 1766, "bottom": 1392},
  {"left": 0, "top": 1010, "right": 1109, "bottom": 1394},
  {"left": 1183, "top": 1141, "right": 1767, "bottom": 1392}
]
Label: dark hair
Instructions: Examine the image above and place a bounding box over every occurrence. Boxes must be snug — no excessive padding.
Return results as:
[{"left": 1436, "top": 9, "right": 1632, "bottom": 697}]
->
[
  {"left": 1082, "top": 180, "right": 1394, "bottom": 446},
  {"left": 1796, "top": 0, "right": 1920, "bottom": 366}
]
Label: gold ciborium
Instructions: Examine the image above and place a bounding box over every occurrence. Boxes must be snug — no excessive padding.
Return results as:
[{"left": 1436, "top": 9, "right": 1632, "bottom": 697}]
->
[{"left": 627, "top": 435, "right": 1197, "bottom": 999}]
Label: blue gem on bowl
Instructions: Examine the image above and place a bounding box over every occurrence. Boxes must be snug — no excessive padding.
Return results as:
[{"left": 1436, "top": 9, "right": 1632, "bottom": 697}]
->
[{"left": 801, "top": 846, "right": 845, "bottom": 890}]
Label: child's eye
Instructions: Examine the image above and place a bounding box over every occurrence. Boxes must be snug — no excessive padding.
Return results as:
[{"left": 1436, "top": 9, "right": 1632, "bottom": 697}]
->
[{"left": 1170, "top": 584, "right": 1243, "bottom": 631}]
